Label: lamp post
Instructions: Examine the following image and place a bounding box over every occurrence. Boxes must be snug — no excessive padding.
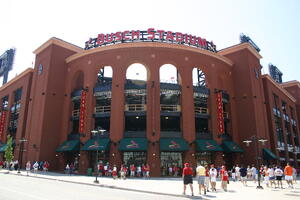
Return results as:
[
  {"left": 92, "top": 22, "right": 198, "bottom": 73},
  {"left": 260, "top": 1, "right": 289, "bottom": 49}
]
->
[
  {"left": 243, "top": 136, "right": 267, "bottom": 189},
  {"left": 91, "top": 128, "right": 106, "bottom": 184},
  {"left": 18, "top": 137, "right": 27, "bottom": 173}
]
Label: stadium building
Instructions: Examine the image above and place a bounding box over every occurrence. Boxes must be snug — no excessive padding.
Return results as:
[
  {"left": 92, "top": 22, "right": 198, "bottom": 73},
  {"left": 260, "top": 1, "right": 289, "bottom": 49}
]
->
[{"left": 0, "top": 29, "right": 299, "bottom": 176}]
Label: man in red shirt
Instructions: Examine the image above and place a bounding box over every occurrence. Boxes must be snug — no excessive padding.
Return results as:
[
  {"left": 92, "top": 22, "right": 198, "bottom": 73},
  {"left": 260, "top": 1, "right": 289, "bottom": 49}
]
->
[
  {"left": 284, "top": 163, "right": 294, "bottom": 188},
  {"left": 182, "top": 163, "right": 194, "bottom": 196},
  {"left": 220, "top": 165, "right": 229, "bottom": 192}
]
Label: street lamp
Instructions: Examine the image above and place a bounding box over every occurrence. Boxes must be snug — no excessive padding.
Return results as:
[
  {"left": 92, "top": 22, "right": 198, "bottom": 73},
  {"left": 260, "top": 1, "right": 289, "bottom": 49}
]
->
[
  {"left": 18, "top": 137, "right": 27, "bottom": 173},
  {"left": 243, "top": 136, "right": 267, "bottom": 189},
  {"left": 91, "top": 127, "right": 106, "bottom": 184}
]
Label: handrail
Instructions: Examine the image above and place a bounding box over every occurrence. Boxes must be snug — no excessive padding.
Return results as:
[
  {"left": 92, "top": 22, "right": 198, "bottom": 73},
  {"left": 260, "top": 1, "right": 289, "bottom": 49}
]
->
[
  {"left": 194, "top": 107, "right": 208, "bottom": 114},
  {"left": 160, "top": 104, "right": 181, "bottom": 112},
  {"left": 125, "top": 104, "right": 146, "bottom": 111},
  {"left": 94, "top": 106, "right": 111, "bottom": 113}
]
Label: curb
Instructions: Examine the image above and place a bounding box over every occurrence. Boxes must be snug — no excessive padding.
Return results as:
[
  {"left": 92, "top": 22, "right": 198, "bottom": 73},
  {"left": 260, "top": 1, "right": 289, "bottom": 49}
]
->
[{"left": 0, "top": 171, "right": 205, "bottom": 199}]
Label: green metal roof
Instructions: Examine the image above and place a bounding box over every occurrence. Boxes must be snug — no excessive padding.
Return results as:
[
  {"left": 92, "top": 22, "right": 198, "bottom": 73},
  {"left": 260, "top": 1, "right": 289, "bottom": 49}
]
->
[
  {"left": 82, "top": 138, "right": 110, "bottom": 151},
  {"left": 56, "top": 140, "right": 80, "bottom": 152},
  {"left": 222, "top": 141, "right": 244, "bottom": 153},
  {"left": 160, "top": 138, "right": 189, "bottom": 152},
  {"left": 196, "top": 139, "right": 223, "bottom": 152},
  {"left": 119, "top": 138, "right": 148, "bottom": 151},
  {"left": 263, "top": 148, "right": 277, "bottom": 160}
]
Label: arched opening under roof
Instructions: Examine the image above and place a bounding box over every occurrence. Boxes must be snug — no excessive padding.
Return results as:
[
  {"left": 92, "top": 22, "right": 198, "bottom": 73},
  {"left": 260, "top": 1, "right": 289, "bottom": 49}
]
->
[
  {"left": 159, "top": 64, "right": 183, "bottom": 173},
  {"left": 123, "top": 63, "right": 148, "bottom": 166}
]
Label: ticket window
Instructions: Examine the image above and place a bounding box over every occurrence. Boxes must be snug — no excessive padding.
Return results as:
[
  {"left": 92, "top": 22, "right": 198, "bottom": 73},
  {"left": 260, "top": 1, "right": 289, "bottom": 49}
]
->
[
  {"left": 195, "top": 152, "right": 213, "bottom": 166},
  {"left": 160, "top": 152, "right": 183, "bottom": 176},
  {"left": 123, "top": 152, "right": 147, "bottom": 166}
]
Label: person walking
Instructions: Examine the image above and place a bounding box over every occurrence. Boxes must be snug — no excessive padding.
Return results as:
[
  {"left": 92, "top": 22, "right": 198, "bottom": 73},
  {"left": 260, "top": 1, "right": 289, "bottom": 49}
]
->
[
  {"left": 112, "top": 165, "right": 118, "bottom": 180},
  {"left": 25, "top": 161, "right": 31, "bottom": 176},
  {"left": 33, "top": 161, "right": 39, "bottom": 175},
  {"left": 292, "top": 166, "right": 297, "bottom": 184},
  {"left": 231, "top": 165, "right": 236, "bottom": 182},
  {"left": 263, "top": 166, "right": 270, "bottom": 187},
  {"left": 251, "top": 164, "right": 257, "bottom": 183},
  {"left": 196, "top": 164, "right": 206, "bottom": 195},
  {"left": 274, "top": 166, "right": 283, "bottom": 189},
  {"left": 235, "top": 165, "right": 241, "bottom": 181},
  {"left": 120, "top": 164, "right": 127, "bottom": 180},
  {"left": 182, "top": 163, "right": 194, "bottom": 196},
  {"left": 173, "top": 165, "right": 179, "bottom": 177},
  {"left": 220, "top": 166, "right": 229, "bottom": 192},
  {"left": 144, "top": 163, "right": 150, "bottom": 178},
  {"left": 65, "top": 164, "right": 70, "bottom": 175},
  {"left": 239, "top": 165, "right": 247, "bottom": 186},
  {"left": 204, "top": 165, "right": 210, "bottom": 192},
  {"left": 130, "top": 164, "right": 136, "bottom": 178},
  {"left": 284, "top": 163, "right": 294, "bottom": 189},
  {"left": 268, "top": 165, "right": 276, "bottom": 188},
  {"left": 209, "top": 164, "right": 217, "bottom": 192}
]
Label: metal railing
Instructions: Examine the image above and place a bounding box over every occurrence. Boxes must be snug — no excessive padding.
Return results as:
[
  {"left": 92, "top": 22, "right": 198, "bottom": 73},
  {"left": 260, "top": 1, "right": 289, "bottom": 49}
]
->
[
  {"left": 72, "top": 109, "right": 80, "bottom": 117},
  {"left": 125, "top": 104, "right": 146, "bottom": 111},
  {"left": 223, "top": 112, "right": 229, "bottom": 119},
  {"left": 194, "top": 107, "right": 208, "bottom": 114},
  {"left": 160, "top": 104, "right": 181, "bottom": 112},
  {"left": 94, "top": 106, "right": 111, "bottom": 113}
]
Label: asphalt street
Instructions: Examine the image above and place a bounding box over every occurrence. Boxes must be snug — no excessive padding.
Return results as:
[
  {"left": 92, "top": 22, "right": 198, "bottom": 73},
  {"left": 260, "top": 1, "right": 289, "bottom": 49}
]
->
[{"left": 0, "top": 173, "right": 199, "bottom": 200}]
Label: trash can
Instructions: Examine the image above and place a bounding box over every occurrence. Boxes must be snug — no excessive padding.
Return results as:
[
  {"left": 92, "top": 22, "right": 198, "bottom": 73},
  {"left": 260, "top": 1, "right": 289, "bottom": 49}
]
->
[{"left": 87, "top": 168, "right": 93, "bottom": 176}]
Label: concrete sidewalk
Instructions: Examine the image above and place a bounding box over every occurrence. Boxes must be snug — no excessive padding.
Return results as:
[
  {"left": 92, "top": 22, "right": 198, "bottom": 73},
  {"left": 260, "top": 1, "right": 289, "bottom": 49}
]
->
[{"left": 1, "top": 169, "right": 299, "bottom": 200}]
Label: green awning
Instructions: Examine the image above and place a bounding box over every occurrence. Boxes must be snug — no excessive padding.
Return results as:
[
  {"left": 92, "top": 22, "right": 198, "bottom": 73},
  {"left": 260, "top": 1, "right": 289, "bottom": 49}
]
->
[
  {"left": 56, "top": 140, "right": 80, "bottom": 152},
  {"left": 119, "top": 138, "right": 148, "bottom": 151},
  {"left": 82, "top": 138, "right": 110, "bottom": 151},
  {"left": 0, "top": 144, "right": 8, "bottom": 152},
  {"left": 196, "top": 139, "right": 223, "bottom": 152},
  {"left": 160, "top": 138, "right": 189, "bottom": 151},
  {"left": 263, "top": 148, "right": 277, "bottom": 160},
  {"left": 222, "top": 141, "right": 244, "bottom": 153}
]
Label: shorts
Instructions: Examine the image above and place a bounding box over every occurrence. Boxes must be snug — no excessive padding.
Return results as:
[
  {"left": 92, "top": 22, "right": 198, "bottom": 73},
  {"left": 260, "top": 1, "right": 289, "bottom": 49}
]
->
[
  {"left": 285, "top": 175, "right": 293, "bottom": 181},
  {"left": 269, "top": 176, "right": 275, "bottom": 180},
  {"left": 241, "top": 176, "right": 247, "bottom": 181},
  {"left": 184, "top": 175, "right": 193, "bottom": 185},
  {"left": 198, "top": 176, "right": 205, "bottom": 185},
  {"left": 276, "top": 176, "right": 282, "bottom": 181}
]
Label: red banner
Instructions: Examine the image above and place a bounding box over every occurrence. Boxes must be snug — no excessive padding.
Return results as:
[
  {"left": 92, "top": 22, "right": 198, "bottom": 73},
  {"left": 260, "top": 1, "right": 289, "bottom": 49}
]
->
[
  {"left": 0, "top": 110, "right": 7, "bottom": 141},
  {"left": 216, "top": 92, "right": 224, "bottom": 134},
  {"left": 79, "top": 90, "right": 87, "bottom": 133}
]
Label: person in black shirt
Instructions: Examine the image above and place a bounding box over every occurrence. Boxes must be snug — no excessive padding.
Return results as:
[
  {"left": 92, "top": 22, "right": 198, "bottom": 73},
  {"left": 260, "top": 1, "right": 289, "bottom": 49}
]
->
[{"left": 240, "top": 165, "right": 248, "bottom": 186}]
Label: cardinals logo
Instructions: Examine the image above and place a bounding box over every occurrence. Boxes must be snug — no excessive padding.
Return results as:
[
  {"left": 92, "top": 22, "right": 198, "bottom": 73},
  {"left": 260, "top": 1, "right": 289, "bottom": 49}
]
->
[
  {"left": 62, "top": 141, "right": 71, "bottom": 149},
  {"left": 169, "top": 140, "right": 180, "bottom": 149},
  {"left": 205, "top": 141, "right": 215, "bottom": 150},
  {"left": 89, "top": 141, "right": 103, "bottom": 149},
  {"left": 126, "top": 140, "right": 139, "bottom": 149}
]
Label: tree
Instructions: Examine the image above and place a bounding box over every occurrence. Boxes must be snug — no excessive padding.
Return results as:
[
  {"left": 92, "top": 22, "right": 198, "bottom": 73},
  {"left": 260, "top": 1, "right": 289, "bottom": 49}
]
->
[{"left": 4, "top": 135, "right": 14, "bottom": 169}]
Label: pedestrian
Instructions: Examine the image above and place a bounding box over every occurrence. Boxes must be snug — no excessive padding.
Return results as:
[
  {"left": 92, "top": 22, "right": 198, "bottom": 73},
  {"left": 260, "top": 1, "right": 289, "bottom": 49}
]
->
[
  {"left": 220, "top": 166, "right": 229, "bottom": 192},
  {"left": 168, "top": 165, "right": 173, "bottom": 176},
  {"left": 173, "top": 165, "right": 179, "bottom": 177},
  {"left": 196, "top": 163, "right": 206, "bottom": 195},
  {"left": 263, "top": 166, "right": 270, "bottom": 187},
  {"left": 209, "top": 164, "right": 217, "bottom": 192},
  {"left": 247, "top": 165, "right": 252, "bottom": 179},
  {"left": 112, "top": 165, "right": 118, "bottom": 179},
  {"left": 284, "top": 162, "right": 294, "bottom": 189},
  {"left": 239, "top": 165, "right": 247, "bottom": 186},
  {"left": 26, "top": 161, "right": 31, "bottom": 176},
  {"left": 268, "top": 165, "right": 276, "bottom": 188},
  {"left": 274, "top": 166, "right": 283, "bottom": 189},
  {"left": 235, "top": 164, "right": 240, "bottom": 181},
  {"left": 70, "top": 163, "right": 74, "bottom": 175},
  {"left": 144, "top": 163, "right": 150, "bottom": 178},
  {"left": 98, "top": 162, "right": 104, "bottom": 177},
  {"left": 43, "top": 161, "right": 49, "bottom": 173},
  {"left": 204, "top": 165, "right": 210, "bottom": 192},
  {"left": 251, "top": 164, "right": 257, "bottom": 183},
  {"left": 65, "top": 164, "right": 70, "bottom": 175},
  {"left": 33, "top": 161, "right": 39, "bottom": 174},
  {"left": 130, "top": 164, "right": 136, "bottom": 177},
  {"left": 137, "top": 165, "right": 141, "bottom": 177},
  {"left": 182, "top": 163, "right": 194, "bottom": 196},
  {"left": 231, "top": 165, "right": 236, "bottom": 182},
  {"left": 120, "top": 164, "right": 127, "bottom": 180}
]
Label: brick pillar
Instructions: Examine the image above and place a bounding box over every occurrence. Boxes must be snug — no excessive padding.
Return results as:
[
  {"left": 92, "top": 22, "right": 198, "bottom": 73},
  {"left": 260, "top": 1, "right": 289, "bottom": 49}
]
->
[
  {"left": 79, "top": 151, "right": 89, "bottom": 174},
  {"left": 109, "top": 143, "right": 122, "bottom": 168},
  {"left": 147, "top": 142, "right": 160, "bottom": 177},
  {"left": 215, "top": 152, "right": 224, "bottom": 166},
  {"left": 183, "top": 144, "right": 196, "bottom": 168}
]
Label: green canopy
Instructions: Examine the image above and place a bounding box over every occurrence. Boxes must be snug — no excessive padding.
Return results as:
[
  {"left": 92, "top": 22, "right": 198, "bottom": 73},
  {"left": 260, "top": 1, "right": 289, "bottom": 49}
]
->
[
  {"left": 222, "top": 141, "right": 244, "bottom": 153},
  {"left": 263, "top": 148, "right": 277, "bottom": 160},
  {"left": 196, "top": 139, "right": 223, "bottom": 152},
  {"left": 56, "top": 140, "right": 80, "bottom": 152},
  {"left": 82, "top": 138, "right": 110, "bottom": 151},
  {"left": 119, "top": 138, "right": 148, "bottom": 151},
  {"left": 0, "top": 144, "right": 8, "bottom": 152},
  {"left": 160, "top": 138, "right": 189, "bottom": 151}
]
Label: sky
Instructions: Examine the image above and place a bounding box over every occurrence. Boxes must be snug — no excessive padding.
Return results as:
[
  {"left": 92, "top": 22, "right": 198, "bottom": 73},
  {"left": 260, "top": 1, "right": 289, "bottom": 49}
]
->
[{"left": 1, "top": 0, "right": 300, "bottom": 83}]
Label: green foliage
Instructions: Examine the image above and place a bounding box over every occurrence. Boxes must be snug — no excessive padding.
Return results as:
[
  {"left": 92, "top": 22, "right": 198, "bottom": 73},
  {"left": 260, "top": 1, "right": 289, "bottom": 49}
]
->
[{"left": 4, "top": 135, "right": 14, "bottom": 164}]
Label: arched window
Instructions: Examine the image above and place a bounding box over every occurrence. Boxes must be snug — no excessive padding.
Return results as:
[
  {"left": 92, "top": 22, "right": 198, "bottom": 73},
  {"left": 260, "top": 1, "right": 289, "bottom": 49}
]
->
[
  {"left": 124, "top": 63, "right": 147, "bottom": 133},
  {"left": 192, "top": 68, "right": 206, "bottom": 87}
]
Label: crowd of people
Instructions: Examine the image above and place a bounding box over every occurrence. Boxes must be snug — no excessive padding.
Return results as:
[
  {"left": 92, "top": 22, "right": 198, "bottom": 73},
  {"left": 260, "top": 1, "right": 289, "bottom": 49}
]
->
[
  {"left": 79, "top": 162, "right": 151, "bottom": 179},
  {"left": 181, "top": 162, "right": 298, "bottom": 196},
  {"left": 0, "top": 160, "right": 50, "bottom": 175}
]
